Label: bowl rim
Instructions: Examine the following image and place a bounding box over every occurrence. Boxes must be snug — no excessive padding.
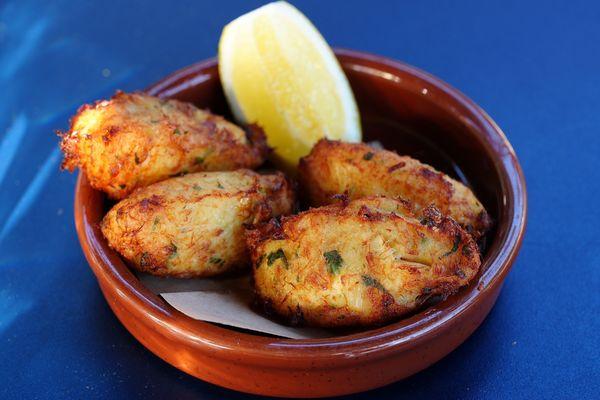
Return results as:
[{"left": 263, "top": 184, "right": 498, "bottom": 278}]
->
[{"left": 75, "top": 49, "right": 527, "bottom": 364}]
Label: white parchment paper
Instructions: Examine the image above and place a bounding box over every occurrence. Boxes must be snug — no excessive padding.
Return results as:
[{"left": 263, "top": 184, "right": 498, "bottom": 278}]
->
[{"left": 138, "top": 273, "right": 332, "bottom": 339}]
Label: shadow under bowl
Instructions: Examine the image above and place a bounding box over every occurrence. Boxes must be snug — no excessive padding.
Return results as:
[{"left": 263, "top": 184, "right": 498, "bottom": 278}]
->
[{"left": 74, "top": 49, "right": 527, "bottom": 398}]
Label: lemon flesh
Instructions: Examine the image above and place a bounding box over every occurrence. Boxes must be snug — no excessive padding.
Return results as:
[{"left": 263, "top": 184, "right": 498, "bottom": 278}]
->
[{"left": 218, "top": 1, "right": 361, "bottom": 169}]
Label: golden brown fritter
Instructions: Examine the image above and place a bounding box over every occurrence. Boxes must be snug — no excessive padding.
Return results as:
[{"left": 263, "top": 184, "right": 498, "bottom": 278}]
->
[
  {"left": 60, "top": 91, "right": 270, "bottom": 199},
  {"left": 298, "top": 139, "right": 492, "bottom": 238},
  {"left": 247, "top": 196, "right": 481, "bottom": 328},
  {"left": 101, "top": 170, "right": 294, "bottom": 278}
]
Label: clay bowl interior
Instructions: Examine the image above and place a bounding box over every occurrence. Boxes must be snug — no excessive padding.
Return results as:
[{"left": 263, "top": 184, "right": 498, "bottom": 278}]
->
[{"left": 75, "top": 49, "right": 526, "bottom": 398}]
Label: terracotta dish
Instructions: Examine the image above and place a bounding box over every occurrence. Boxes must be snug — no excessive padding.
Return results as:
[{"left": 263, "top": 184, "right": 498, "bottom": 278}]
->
[{"left": 74, "top": 49, "right": 527, "bottom": 397}]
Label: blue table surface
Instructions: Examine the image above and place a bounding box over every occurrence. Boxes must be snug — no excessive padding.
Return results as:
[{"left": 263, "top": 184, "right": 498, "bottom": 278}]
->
[{"left": 1, "top": 0, "right": 599, "bottom": 398}]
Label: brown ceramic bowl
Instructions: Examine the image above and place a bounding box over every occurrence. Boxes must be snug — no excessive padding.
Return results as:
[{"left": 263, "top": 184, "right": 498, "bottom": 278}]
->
[{"left": 74, "top": 49, "right": 526, "bottom": 398}]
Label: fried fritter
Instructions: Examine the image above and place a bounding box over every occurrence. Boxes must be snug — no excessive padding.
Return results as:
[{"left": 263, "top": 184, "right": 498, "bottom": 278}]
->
[
  {"left": 101, "top": 170, "right": 294, "bottom": 278},
  {"left": 298, "top": 140, "right": 492, "bottom": 238},
  {"left": 60, "top": 91, "right": 269, "bottom": 199},
  {"left": 247, "top": 196, "right": 480, "bottom": 328}
]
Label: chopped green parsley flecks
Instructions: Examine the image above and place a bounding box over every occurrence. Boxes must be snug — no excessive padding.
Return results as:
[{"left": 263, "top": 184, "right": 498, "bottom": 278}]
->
[
  {"left": 168, "top": 243, "right": 178, "bottom": 259},
  {"left": 267, "top": 248, "right": 288, "bottom": 267},
  {"left": 442, "top": 234, "right": 461, "bottom": 257},
  {"left": 173, "top": 128, "right": 182, "bottom": 135},
  {"left": 152, "top": 217, "right": 160, "bottom": 231},
  {"left": 195, "top": 149, "right": 213, "bottom": 165},
  {"left": 255, "top": 254, "right": 265, "bottom": 269},
  {"left": 363, "top": 152, "right": 374, "bottom": 161},
  {"left": 192, "top": 184, "right": 202, "bottom": 191},
  {"left": 209, "top": 256, "right": 224, "bottom": 265},
  {"left": 216, "top": 181, "right": 224, "bottom": 189},
  {"left": 361, "top": 274, "right": 388, "bottom": 293},
  {"left": 323, "top": 250, "right": 343, "bottom": 274}
]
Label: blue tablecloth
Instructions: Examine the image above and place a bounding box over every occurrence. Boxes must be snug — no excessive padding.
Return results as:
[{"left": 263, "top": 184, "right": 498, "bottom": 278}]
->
[{"left": 1, "top": 1, "right": 598, "bottom": 398}]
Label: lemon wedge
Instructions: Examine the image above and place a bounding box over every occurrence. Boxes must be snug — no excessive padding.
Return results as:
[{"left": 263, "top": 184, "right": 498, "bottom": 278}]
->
[{"left": 218, "top": 1, "right": 361, "bottom": 168}]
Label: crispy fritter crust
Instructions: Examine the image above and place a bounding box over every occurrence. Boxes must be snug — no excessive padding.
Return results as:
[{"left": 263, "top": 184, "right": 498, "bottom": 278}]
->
[
  {"left": 298, "top": 140, "right": 492, "bottom": 238},
  {"left": 60, "top": 91, "right": 270, "bottom": 199},
  {"left": 246, "top": 196, "right": 480, "bottom": 328},
  {"left": 101, "top": 170, "right": 294, "bottom": 278}
]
